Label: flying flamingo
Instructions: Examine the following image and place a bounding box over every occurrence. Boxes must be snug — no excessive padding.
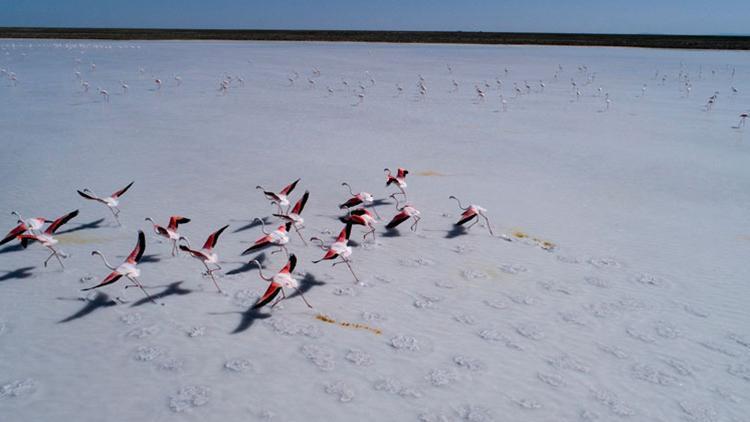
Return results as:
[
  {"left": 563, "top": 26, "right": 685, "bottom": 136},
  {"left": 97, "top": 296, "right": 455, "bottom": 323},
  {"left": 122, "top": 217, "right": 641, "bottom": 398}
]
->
[
  {"left": 82, "top": 230, "right": 158, "bottom": 304},
  {"left": 154, "top": 78, "right": 162, "bottom": 90},
  {"left": 385, "top": 195, "right": 421, "bottom": 232},
  {"left": 77, "top": 181, "right": 133, "bottom": 226},
  {"left": 17, "top": 210, "right": 79, "bottom": 268},
  {"left": 339, "top": 182, "right": 379, "bottom": 218},
  {"left": 343, "top": 208, "right": 378, "bottom": 241},
  {"left": 144, "top": 216, "right": 190, "bottom": 256},
  {"left": 249, "top": 254, "right": 312, "bottom": 310},
  {"left": 449, "top": 195, "right": 494, "bottom": 235},
  {"left": 98, "top": 87, "right": 109, "bottom": 102},
  {"left": 257, "top": 178, "right": 300, "bottom": 214},
  {"left": 179, "top": 225, "right": 229, "bottom": 293},
  {"left": 384, "top": 168, "right": 408, "bottom": 199},
  {"left": 1, "top": 212, "right": 51, "bottom": 245},
  {"left": 241, "top": 219, "right": 291, "bottom": 257},
  {"left": 272, "top": 190, "right": 309, "bottom": 245},
  {"left": 310, "top": 223, "right": 359, "bottom": 282}
]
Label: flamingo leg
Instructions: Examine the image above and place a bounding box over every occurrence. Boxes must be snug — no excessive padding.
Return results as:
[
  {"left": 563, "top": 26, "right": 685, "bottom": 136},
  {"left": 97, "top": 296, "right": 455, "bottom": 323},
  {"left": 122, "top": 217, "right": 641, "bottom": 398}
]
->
[
  {"left": 109, "top": 207, "right": 121, "bottom": 226},
  {"left": 203, "top": 262, "right": 222, "bottom": 293},
  {"left": 171, "top": 240, "right": 177, "bottom": 256},
  {"left": 293, "top": 287, "right": 313, "bottom": 308},
  {"left": 410, "top": 216, "right": 421, "bottom": 232},
  {"left": 370, "top": 204, "right": 381, "bottom": 219},
  {"left": 127, "top": 276, "right": 159, "bottom": 305},
  {"left": 482, "top": 215, "right": 495, "bottom": 236},
  {"left": 271, "top": 289, "right": 287, "bottom": 308},
  {"left": 344, "top": 260, "right": 360, "bottom": 283},
  {"left": 295, "top": 226, "right": 308, "bottom": 246},
  {"left": 466, "top": 218, "right": 478, "bottom": 230},
  {"left": 44, "top": 246, "right": 65, "bottom": 269}
]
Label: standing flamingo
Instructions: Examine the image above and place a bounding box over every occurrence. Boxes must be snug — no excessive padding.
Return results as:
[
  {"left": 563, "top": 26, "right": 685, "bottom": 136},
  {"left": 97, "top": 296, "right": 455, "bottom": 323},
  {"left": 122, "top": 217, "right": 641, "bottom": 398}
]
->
[
  {"left": 737, "top": 112, "right": 748, "bottom": 128},
  {"left": 242, "top": 219, "right": 291, "bottom": 257},
  {"left": 449, "top": 195, "right": 494, "bottom": 235},
  {"left": 179, "top": 225, "right": 229, "bottom": 293},
  {"left": 384, "top": 168, "right": 408, "bottom": 199},
  {"left": 385, "top": 195, "right": 421, "bottom": 232},
  {"left": 82, "top": 230, "right": 157, "bottom": 304},
  {"left": 1, "top": 212, "right": 50, "bottom": 245},
  {"left": 272, "top": 190, "right": 309, "bottom": 245},
  {"left": 17, "top": 210, "right": 79, "bottom": 268},
  {"left": 339, "top": 182, "right": 379, "bottom": 218},
  {"left": 310, "top": 223, "right": 359, "bottom": 282},
  {"left": 256, "top": 178, "right": 300, "bottom": 214},
  {"left": 249, "top": 254, "right": 312, "bottom": 309},
  {"left": 144, "top": 216, "right": 190, "bottom": 256},
  {"left": 77, "top": 181, "right": 134, "bottom": 226}
]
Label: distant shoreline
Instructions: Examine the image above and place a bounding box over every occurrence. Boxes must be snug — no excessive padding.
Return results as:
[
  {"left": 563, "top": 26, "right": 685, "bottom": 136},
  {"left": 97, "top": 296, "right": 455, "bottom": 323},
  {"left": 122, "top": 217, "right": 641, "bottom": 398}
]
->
[{"left": 1, "top": 27, "right": 749, "bottom": 50}]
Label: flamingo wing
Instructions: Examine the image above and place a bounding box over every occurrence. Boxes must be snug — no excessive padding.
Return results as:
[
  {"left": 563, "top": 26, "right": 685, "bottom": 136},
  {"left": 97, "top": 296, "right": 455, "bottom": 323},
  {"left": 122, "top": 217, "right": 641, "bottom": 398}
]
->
[
  {"left": 336, "top": 223, "right": 352, "bottom": 243},
  {"left": 202, "top": 225, "right": 229, "bottom": 250},
  {"left": 252, "top": 282, "right": 282, "bottom": 310},
  {"left": 17, "top": 234, "right": 37, "bottom": 249},
  {"left": 111, "top": 181, "right": 134, "bottom": 199},
  {"left": 291, "top": 190, "right": 309, "bottom": 215},
  {"left": 316, "top": 248, "right": 339, "bottom": 262},
  {"left": 168, "top": 216, "right": 191, "bottom": 231},
  {"left": 126, "top": 230, "right": 146, "bottom": 264},
  {"left": 397, "top": 168, "right": 408, "bottom": 178},
  {"left": 77, "top": 190, "right": 107, "bottom": 204},
  {"left": 154, "top": 225, "right": 169, "bottom": 237},
  {"left": 281, "top": 254, "right": 297, "bottom": 274},
  {"left": 339, "top": 197, "right": 362, "bottom": 209},
  {"left": 1, "top": 223, "right": 27, "bottom": 246},
  {"left": 81, "top": 271, "right": 122, "bottom": 291},
  {"left": 178, "top": 245, "right": 206, "bottom": 260},
  {"left": 241, "top": 235, "right": 270, "bottom": 255},
  {"left": 456, "top": 210, "right": 478, "bottom": 226},
  {"left": 279, "top": 178, "right": 300, "bottom": 196},
  {"left": 45, "top": 209, "right": 79, "bottom": 234},
  {"left": 386, "top": 211, "right": 410, "bottom": 229}
]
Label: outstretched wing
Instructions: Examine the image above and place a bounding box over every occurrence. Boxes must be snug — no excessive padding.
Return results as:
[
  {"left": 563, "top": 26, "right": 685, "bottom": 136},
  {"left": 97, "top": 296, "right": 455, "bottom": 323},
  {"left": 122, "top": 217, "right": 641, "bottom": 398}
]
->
[
  {"left": 336, "top": 223, "right": 352, "bottom": 243},
  {"left": 81, "top": 271, "right": 122, "bottom": 291},
  {"left": 111, "top": 181, "right": 134, "bottom": 199},
  {"left": 281, "top": 254, "right": 297, "bottom": 274},
  {"left": 45, "top": 209, "right": 79, "bottom": 234},
  {"left": 252, "top": 282, "right": 281, "bottom": 310},
  {"left": 279, "top": 178, "right": 300, "bottom": 195},
  {"left": 456, "top": 209, "right": 478, "bottom": 226},
  {"left": 202, "top": 224, "right": 229, "bottom": 250},
  {"left": 1, "top": 223, "right": 27, "bottom": 246},
  {"left": 386, "top": 211, "right": 409, "bottom": 229},
  {"left": 397, "top": 168, "right": 408, "bottom": 178},
  {"left": 168, "top": 216, "right": 191, "bottom": 231},
  {"left": 291, "top": 190, "right": 309, "bottom": 215},
  {"left": 77, "top": 190, "right": 106, "bottom": 203},
  {"left": 339, "top": 197, "right": 362, "bottom": 209},
  {"left": 126, "top": 230, "right": 146, "bottom": 264},
  {"left": 242, "top": 236, "right": 270, "bottom": 255}
]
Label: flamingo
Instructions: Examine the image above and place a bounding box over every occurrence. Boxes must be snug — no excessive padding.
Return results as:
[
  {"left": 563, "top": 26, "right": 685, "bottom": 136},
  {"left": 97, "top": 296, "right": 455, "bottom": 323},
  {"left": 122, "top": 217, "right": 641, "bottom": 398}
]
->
[
  {"left": 98, "top": 88, "right": 109, "bottom": 102},
  {"left": 339, "top": 182, "right": 379, "bottom": 218},
  {"left": 249, "top": 254, "right": 312, "bottom": 310},
  {"left": 385, "top": 195, "right": 421, "bottom": 232},
  {"left": 1, "top": 212, "right": 51, "bottom": 246},
  {"left": 154, "top": 78, "right": 162, "bottom": 90},
  {"left": 343, "top": 208, "right": 377, "bottom": 241},
  {"left": 77, "top": 181, "right": 133, "bottom": 226},
  {"left": 17, "top": 210, "right": 79, "bottom": 268},
  {"left": 82, "top": 230, "right": 158, "bottom": 304},
  {"left": 272, "top": 190, "right": 309, "bottom": 245},
  {"left": 179, "top": 225, "right": 229, "bottom": 293},
  {"left": 144, "top": 216, "right": 190, "bottom": 256},
  {"left": 384, "top": 168, "right": 408, "bottom": 199},
  {"left": 311, "top": 223, "right": 359, "bottom": 282},
  {"left": 256, "top": 178, "right": 300, "bottom": 214},
  {"left": 737, "top": 112, "right": 748, "bottom": 128},
  {"left": 242, "top": 219, "right": 291, "bottom": 257},
  {"left": 449, "top": 196, "right": 494, "bottom": 235}
]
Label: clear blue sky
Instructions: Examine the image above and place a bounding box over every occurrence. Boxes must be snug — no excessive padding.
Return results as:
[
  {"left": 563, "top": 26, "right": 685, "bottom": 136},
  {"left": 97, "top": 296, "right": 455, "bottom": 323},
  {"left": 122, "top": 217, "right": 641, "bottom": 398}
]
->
[{"left": 1, "top": 0, "right": 748, "bottom": 35}]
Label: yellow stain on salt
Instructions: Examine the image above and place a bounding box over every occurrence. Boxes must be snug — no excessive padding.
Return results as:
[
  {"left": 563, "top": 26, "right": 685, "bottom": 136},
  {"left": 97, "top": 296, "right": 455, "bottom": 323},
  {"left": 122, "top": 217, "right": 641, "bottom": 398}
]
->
[
  {"left": 511, "top": 229, "right": 555, "bottom": 251},
  {"left": 416, "top": 170, "right": 447, "bottom": 177},
  {"left": 315, "top": 314, "right": 382, "bottom": 335}
]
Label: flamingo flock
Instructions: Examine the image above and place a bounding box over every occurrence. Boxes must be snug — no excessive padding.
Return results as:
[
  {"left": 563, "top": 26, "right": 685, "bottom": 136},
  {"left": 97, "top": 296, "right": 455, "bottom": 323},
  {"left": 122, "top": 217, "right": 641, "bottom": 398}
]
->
[{"left": 2, "top": 167, "right": 506, "bottom": 311}]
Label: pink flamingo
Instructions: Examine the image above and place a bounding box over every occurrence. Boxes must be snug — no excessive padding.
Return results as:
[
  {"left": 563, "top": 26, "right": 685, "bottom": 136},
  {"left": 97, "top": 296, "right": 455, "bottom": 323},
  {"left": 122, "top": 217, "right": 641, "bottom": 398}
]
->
[
  {"left": 343, "top": 208, "right": 378, "bottom": 241},
  {"left": 385, "top": 195, "right": 421, "bottom": 232},
  {"left": 249, "top": 254, "right": 312, "bottom": 309},
  {"left": 179, "top": 225, "right": 229, "bottom": 293},
  {"left": 242, "top": 219, "right": 291, "bottom": 257},
  {"left": 144, "top": 216, "right": 190, "bottom": 256},
  {"left": 449, "top": 196, "right": 494, "bottom": 235},
  {"left": 384, "top": 168, "right": 408, "bottom": 199},
  {"left": 257, "top": 178, "right": 300, "bottom": 213},
  {"left": 83, "top": 230, "right": 158, "bottom": 304},
  {"left": 1, "top": 212, "right": 51, "bottom": 246},
  {"left": 310, "top": 223, "right": 359, "bottom": 282},
  {"left": 339, "top": 182, "right": 379, "bottom": 218},
  {"left": 272, "top": 190, "right": 309, "bottom": 245},
  {"left": 17, "top": 210, "right": 78, "bottom": 268},
  {"left": 77, "top": 181, "right": 134, "bottom": 226}
]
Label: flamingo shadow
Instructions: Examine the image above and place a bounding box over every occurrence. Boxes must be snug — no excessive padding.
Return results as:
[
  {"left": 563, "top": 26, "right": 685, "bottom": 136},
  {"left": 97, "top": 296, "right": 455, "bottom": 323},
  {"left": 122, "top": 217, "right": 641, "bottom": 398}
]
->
[
  {"left": 56, "top": 218, "right": 105, "bottom": 235},
  {"left": 382, "top": 228, "right": 402, "bottom": 238},
  {"left": 445, "top": 225, "right": 469, "bottom": 239},
  {"left": 232, "top": 216, "right": 271, "bottom": 233},
  {"left": 0, "top": 266, "right": 35, "bottom": 282},
  {"left": 0, "top": 243, "right": 26, "bottom": 254},
  {"left": 209, "top": 307, "right": 272, "bottom": 334},
  {"left": 58, "top": 293, "right": 117, "bottom": 323},
  {"left": 139, "top": 254, "right": 161, "bottom": 264},
  {"left": 226, "top": 253, "right": 267, "bottom": 275},
  {"left": 288, "top": 272, "right": 326, "bottom": 299},
  {"left": 130, "top": 281, "right": 192, "bottom": 307}
]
